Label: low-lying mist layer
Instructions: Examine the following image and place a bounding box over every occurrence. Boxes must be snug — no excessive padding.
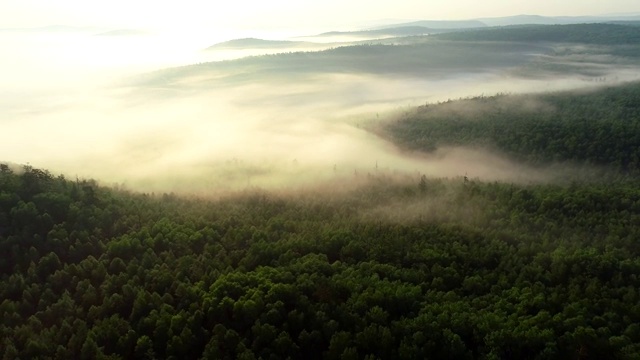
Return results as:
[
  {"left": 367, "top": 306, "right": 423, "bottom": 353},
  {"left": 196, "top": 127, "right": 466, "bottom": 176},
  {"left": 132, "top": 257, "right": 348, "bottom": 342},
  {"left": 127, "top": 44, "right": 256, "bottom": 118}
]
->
[{"left": 3, "top": 34, "right": 640, "bottom": 194}]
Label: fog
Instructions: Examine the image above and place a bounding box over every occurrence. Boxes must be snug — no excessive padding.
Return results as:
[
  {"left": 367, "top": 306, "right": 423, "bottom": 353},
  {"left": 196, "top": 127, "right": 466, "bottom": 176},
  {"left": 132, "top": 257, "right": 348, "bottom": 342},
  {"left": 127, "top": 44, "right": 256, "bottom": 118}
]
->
[{"left": 2, "top": 30, "right": 638, "bottom": 194}]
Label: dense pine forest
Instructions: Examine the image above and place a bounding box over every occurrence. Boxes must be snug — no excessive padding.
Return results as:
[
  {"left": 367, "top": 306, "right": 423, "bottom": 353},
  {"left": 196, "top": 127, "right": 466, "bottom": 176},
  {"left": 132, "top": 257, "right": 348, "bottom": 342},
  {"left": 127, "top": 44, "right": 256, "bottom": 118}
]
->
[
  {"left": 435, "top": 23, "right": 640, "bottom": 46},
  {"left": 3, "top": 80, "right": 640, "bottom": 359},
  {"left": 384, "top": 81, "right": 640, "bottom": 173}
]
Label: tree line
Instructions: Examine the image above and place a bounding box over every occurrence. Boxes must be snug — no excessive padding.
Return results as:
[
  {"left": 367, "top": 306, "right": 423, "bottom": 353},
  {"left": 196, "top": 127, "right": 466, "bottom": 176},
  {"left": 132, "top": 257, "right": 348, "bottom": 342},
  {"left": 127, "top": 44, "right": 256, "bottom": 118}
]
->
[{"left": 384, "top": 81, "right": 640, "bottom": 175}]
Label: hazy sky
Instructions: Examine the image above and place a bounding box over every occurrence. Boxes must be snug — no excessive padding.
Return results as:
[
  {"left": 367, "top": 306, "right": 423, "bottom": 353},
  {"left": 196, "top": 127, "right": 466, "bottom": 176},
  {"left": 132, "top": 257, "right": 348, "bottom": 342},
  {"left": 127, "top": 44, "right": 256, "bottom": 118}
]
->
[{"left": 3, "top": 0, "right": 640, "bottom": 31}]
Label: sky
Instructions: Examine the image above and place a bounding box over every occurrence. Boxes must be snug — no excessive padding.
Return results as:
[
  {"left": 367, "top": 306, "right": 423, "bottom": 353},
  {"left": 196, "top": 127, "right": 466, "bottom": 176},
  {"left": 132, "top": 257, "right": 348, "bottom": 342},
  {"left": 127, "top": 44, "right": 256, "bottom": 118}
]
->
[{"left": 2, "top": 0, "right": 640, "bottom": 32}]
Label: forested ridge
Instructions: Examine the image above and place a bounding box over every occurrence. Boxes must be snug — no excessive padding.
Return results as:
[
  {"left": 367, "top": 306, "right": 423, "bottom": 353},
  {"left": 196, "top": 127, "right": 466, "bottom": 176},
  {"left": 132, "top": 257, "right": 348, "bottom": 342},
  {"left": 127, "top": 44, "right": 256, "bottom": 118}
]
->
[
  {"left": 3, "top": 156, "right": 640, "bottom": 359},
  {"left": 435, "top": 23, "right": 640, "bottom": 46},
  {"left": 142, "top": 22, "right": 640, "bottom": 90},
  {"left": 142, "top": 40, "right": 546, "bottom": 87},
  {"left": 384, "top": 81, "right": 640, "bottom": 174}
]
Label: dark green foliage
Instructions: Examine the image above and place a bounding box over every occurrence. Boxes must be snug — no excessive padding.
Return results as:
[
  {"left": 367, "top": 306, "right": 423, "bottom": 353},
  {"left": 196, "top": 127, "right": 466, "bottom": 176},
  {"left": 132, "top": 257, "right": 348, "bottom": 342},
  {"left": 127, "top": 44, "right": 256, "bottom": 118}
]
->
[
  {"left": 436, "top": 23, "right": 640, "bottom": 45},
  {"left": 2, "top": 160, "right": 640, "bottom": 359},
  {"left": 384, "top": 81, "right": 640, "bottom": 174}
]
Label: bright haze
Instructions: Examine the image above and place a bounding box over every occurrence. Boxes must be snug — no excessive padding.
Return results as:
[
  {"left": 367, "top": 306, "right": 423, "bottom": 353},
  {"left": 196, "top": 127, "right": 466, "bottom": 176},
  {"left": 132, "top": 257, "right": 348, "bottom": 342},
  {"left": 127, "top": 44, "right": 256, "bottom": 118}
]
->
[
  {"left": 3, "top": 0, "right": 640, "bottom": 30},
  {"left": 2, "top": 0, "right": 640, "bottom": 193}
]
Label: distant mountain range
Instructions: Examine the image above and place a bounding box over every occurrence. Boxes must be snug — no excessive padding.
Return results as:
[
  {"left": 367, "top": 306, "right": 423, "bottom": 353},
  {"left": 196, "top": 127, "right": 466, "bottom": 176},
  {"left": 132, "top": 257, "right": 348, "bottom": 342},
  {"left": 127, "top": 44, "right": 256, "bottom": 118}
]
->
[
  {"left": 379, "top": 14, "right": 640, "bottom": 29},
  {"left": 206, "top": 38, "right": 316, "bottom": 50},
  {"left": 310, "top": 26, "right": 450, "bottom": 38},
  {"left": 290, "top": 14, "right": 640, "bottom": 43},
  {"left": 207, "top": 27, "right": 444, "bottom": 50},
  {"left": 370, "top": 20, "right": 485, "bottom": 30},
  {"left": 189, "top": 22, "right": 640, "bottom": 88}
]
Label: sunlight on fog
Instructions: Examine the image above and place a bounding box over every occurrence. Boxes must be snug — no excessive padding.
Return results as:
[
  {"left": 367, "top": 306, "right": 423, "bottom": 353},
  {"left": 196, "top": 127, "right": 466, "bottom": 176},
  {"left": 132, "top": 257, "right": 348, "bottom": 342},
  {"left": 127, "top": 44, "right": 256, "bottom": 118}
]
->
[{"left": 2, "top": 28, "right": 639, "bottom": 193}]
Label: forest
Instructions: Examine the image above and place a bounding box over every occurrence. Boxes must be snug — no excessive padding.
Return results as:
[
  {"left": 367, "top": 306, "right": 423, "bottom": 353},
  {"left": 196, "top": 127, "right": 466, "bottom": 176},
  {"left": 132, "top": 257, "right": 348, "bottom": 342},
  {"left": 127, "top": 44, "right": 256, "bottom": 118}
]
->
[
  {"left": 435, "top": 23, "right": 640, "bottom": 46},
  {"left": 382, "top": 81, "right": 640, "bottom": 174},
  {"left": 143, "top": 23, "right": 640, "bottom": 92},
  {"left": 3, "top": 78, "right": 640, "bottom": 359},
  {"left": 142, "top": 40, "right": 546, "bottom": 89}
]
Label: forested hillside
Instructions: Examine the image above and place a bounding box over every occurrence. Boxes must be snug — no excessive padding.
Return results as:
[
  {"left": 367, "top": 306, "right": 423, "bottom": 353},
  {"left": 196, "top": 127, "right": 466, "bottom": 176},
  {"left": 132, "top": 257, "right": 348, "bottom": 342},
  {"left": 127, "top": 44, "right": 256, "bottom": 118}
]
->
[
  {"left": 142, "top": 40, "right": 548, "bottom": 87},
  {"left": 435, "top": 23, "right": 640, "bottom": 46},
  {"left": 3, "top": 157, "right": 640, "bottom": 359},
  {"left": 384, "top": 81, "right": 640, "bottom": 174},
  {"left": 142, "top": 23, "right": 640, "bottom": 91}
]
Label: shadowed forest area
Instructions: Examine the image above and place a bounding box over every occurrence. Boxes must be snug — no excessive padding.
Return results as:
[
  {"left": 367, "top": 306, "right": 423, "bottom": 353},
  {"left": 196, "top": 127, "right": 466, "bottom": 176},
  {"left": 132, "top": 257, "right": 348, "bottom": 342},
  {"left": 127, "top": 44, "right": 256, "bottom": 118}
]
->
[
  {"left": 3, "top": 163, "right": 640, "bottom": 359},
  {"left": 434, "top": 23, "right": 640, "bottom": 45},
  {"left": 382, "top": 81, "right": 640, "bottom": 174}
]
